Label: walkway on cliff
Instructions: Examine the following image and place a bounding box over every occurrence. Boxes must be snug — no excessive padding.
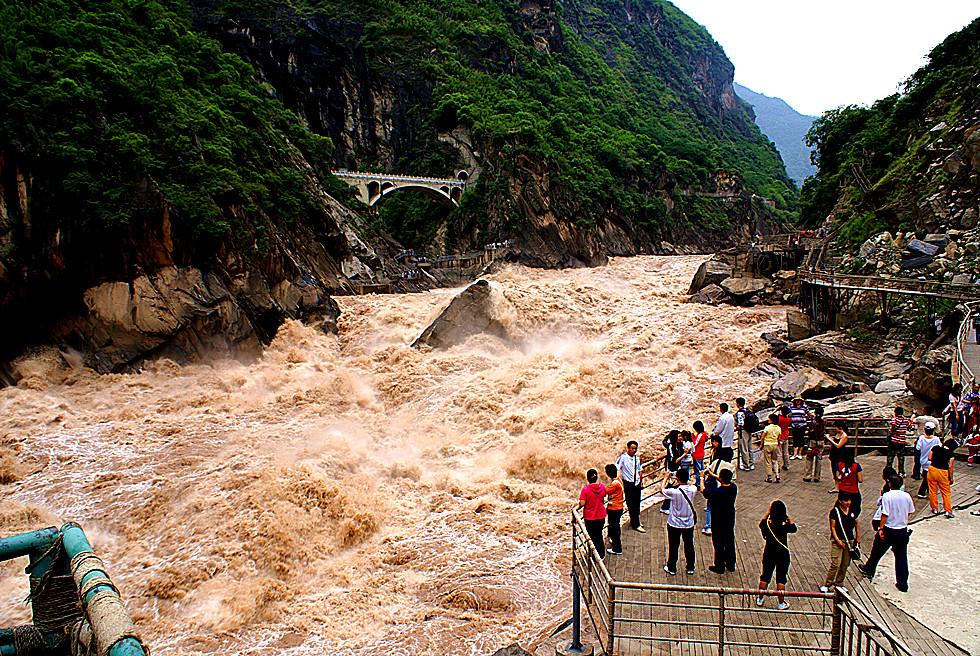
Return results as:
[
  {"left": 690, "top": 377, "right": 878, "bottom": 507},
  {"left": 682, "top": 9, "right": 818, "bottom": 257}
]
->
[{"left": 573, "top": 452, "right": 978, "bottom": 656}]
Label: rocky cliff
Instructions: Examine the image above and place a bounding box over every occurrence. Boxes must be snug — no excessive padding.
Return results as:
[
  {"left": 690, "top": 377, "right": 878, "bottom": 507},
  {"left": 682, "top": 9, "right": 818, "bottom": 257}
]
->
[
  {"left": 191, "top": 0, "right": 796, "bottom": 265},
  {"left": 0, "top": 0, "right": 796, "bottom": 375}
]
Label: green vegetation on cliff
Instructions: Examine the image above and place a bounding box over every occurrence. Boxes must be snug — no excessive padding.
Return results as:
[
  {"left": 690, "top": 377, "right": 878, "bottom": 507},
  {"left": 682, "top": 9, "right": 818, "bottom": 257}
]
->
[
  {"left": 0, "top": 0, "right": 340, "bottom": 241},
  {"left": 799, "top": 17, "right": 980, "bottom": 243},
  {"left": 204, "top": 0, "right": 797, "bottom": 237}
]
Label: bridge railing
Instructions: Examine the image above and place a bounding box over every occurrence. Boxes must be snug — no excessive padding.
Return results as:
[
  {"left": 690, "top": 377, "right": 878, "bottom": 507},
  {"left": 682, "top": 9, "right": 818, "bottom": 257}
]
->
[
  {"left": 835, "top": 589, "right": 916, "bottom": 656},
  {"left": 331, "top": 170, "right": 466, "bottom": 185}
]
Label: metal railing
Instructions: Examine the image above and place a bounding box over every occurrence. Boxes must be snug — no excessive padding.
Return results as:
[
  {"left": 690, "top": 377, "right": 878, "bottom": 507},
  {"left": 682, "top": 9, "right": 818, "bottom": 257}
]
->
[
  {"left": 570, "top": 514, "right": 919, "bottom": 656},
  {"left": 953, "top": 300, "right": 980, "bottom": 387},
  {"left": 835, "top": 589, "right": 916, "bottom": 656},
  {"left": 799, "top": 270, "right": 980, "bottom": 302}
]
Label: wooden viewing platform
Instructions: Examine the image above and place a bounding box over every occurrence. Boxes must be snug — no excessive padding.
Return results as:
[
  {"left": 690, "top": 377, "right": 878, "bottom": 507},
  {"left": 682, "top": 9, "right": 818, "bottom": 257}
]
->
[{"left": 571, "top": 451, "right": 979, "bottom": 656}]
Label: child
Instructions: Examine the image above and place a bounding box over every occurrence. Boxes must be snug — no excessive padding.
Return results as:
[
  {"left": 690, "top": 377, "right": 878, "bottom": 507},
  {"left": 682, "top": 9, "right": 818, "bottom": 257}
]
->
[{"left": 678, "top": 430, "right": 694, "bottom": 477}]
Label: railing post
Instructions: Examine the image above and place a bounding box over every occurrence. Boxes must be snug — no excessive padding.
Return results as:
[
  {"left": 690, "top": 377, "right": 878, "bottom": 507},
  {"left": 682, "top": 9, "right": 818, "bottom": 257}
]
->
[
  {"left": 571, "top": 571, "right": 583, "bottom": 651},
  {"left": 607, "top": 582, "right": 616, "bottom": 656},
  {"left": 830, "top": 589, "right": 842, "bottom": 656},
  {"left": 717, "top": 592, "right": 726, "bottom": 656}
]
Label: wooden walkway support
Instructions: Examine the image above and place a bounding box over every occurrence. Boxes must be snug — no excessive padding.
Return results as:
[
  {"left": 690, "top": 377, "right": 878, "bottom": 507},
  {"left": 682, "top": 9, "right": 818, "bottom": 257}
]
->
[{"left": 570, "top": 452, "right": 977, "bottom": 656}]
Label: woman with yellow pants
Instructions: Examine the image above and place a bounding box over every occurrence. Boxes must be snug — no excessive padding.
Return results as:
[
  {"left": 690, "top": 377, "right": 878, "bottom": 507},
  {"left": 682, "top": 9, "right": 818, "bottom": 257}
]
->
[{"left": 926, "top": 438, "right": 957, "bottom": 518}]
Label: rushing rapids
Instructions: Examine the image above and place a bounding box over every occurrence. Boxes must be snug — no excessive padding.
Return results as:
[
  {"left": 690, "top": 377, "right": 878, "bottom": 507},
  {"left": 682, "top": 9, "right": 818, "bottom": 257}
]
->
[{"left": 0, "top": 256, "right": 782, "bottom": 655}]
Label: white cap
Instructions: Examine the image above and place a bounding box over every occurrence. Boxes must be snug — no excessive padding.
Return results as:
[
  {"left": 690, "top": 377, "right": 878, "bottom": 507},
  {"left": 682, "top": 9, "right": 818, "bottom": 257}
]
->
[{"left": 924, "top": 421, "right": 936, "bottom": 430}]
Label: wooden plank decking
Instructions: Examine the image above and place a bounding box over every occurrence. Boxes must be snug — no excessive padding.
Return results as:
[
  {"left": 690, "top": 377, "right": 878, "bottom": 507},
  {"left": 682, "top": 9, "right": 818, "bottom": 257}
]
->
[{"left": 599, "top": 453, "right": 978, "bottom": 656}]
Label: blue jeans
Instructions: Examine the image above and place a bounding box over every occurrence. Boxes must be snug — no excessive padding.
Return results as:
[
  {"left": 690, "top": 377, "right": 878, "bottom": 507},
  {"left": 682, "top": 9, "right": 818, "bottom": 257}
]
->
[
  {"left": 704, "top": 501, "right": 712, "bottom": 530},
  {"left": 693, "top": 459, "right": 705, "bottom": 487}
]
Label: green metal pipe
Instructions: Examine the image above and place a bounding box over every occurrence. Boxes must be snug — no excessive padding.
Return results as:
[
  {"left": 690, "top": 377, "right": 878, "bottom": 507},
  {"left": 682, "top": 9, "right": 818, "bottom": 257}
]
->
[
  {"left": 59, "top": 523, "right": 147, "bottom": 656},
  {"left": 0, "top": 527, "right": 58, "bottom": 562},
  {"left": 0, "top": 628, "right": 14, "bottom": 656}
]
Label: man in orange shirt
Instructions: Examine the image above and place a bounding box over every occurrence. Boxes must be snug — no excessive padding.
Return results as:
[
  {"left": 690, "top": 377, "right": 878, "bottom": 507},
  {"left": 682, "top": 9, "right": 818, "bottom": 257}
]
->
[{"left": 605, "top": 463, "right": 625, "bottom": 555}]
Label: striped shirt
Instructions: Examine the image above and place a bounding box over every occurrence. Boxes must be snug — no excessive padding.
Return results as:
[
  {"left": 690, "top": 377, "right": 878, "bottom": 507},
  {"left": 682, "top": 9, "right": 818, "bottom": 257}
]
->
[
  {"left": 889, "top": 417, "right": 914, "bottom": 445},
  {"left": 789, "top": 405, "right": 809, "bottom": 427}
]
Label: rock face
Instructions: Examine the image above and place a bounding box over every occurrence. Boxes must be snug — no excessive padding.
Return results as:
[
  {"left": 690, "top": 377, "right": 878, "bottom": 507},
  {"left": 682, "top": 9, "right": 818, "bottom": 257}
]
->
[
  {"left": 786, "top": 308, "right": 811, "bottom": 342},
  {"left": 906, "top": 346, "right": 954, "bottom": 404},
  {"left": 770, "top": 366, "right": 846, "bottom": 400},
  {"left": 778, "top": 332, "right": 886, "bottom": 388},
  {"left": 413, "top": 280, "right": 510, "bottom": 349}
]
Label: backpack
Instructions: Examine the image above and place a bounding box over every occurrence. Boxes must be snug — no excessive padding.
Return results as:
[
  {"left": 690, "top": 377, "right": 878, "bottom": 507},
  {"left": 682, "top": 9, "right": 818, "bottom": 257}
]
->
[{"left": 743, "top": 410, "right": 761, "bottom": 434}]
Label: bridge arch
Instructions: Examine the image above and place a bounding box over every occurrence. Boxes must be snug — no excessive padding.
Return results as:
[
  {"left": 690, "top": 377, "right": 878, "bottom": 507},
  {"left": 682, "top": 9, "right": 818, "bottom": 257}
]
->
[{"left": 371, "top": 182, "right": 458, "bottom": 207}]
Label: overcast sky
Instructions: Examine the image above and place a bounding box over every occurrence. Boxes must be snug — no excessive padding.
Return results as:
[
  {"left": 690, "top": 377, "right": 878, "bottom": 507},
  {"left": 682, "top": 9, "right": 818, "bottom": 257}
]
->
[{"left": 667, "top": 1, "right": 978, "bottom": 117}]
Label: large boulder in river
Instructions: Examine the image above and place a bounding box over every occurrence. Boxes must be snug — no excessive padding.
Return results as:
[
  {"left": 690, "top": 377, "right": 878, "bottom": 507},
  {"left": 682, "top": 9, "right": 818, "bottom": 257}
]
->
[
  {"left": 906, "top": 345, "right": 954, "bottom": 404},
  {"left": 770, "top": 366, "right": 847, "bottom": 401},
  {"left": 720, "top": 276, "right": 769, "bottom": 301},
  {"left": 688, "top": 253, "right": 734, "bottom": 294},
  {"left": 413, "top": 279, "right": 510, "bottom": 349},
  {"left": 690, "top": 283, "right": 730, "bottom": 305}
]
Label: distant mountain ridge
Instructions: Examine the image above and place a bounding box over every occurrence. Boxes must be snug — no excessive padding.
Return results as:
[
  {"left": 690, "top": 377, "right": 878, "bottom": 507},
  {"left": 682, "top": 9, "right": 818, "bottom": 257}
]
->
[{"left": 735, "top": 83, "right": 816, "bottom": 186}]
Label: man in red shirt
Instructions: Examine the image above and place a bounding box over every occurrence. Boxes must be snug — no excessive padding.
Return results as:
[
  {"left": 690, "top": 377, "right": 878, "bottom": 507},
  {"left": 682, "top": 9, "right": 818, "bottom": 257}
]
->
[{"left": 887, "top": 406, "right": 914, "bottom": 477}]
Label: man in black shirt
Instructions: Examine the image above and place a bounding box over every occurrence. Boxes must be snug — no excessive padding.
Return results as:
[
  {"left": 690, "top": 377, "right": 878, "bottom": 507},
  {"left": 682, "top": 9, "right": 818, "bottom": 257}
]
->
[{"left": 705, "top": 468, "right": 737, "bottom": 573}]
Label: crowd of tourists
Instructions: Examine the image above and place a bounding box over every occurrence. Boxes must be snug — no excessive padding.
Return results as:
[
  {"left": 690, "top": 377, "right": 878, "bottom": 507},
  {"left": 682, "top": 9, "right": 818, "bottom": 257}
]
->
[{"left": 577, "top": 397, "right": 980, "bottom": 607}]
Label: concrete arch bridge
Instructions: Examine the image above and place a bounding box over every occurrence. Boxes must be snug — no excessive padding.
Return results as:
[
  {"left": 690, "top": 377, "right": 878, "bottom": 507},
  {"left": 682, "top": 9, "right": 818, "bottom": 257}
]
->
[{"left": 332, "top": 170, "right": 469, "bottom": 207}]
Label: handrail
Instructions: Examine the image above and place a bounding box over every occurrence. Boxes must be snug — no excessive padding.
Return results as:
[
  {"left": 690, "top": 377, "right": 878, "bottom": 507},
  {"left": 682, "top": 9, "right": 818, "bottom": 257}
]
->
[
  {"left": 953, "top": 300, "right": 980, "bottom": 386},
  {"left": 835, "top": 589, "right": 917, "bottom": 656},
  {"left": 799, "top": 269, "right": 980, "bottom": 301},
  {"left": 331, "top": 170, "right": 466, "bottom": 186}
]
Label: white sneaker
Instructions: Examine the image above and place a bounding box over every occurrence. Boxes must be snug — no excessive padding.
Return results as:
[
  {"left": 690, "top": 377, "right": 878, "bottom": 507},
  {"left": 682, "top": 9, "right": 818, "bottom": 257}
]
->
[
  {"left": 819, "top": 585, "right": 830, "bottom": 593},
  {"left": 777, "top": 601, "right": 790, "bottom": 610},
  {"left": 756, "top": 596, "right": 765, "bottom": 607}
]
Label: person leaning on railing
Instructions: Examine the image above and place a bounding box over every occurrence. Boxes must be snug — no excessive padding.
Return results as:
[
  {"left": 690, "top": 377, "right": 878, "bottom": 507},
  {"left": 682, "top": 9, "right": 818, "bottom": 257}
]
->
[{"left": 578, "top": 469, "right": 608, "bottom": 560}]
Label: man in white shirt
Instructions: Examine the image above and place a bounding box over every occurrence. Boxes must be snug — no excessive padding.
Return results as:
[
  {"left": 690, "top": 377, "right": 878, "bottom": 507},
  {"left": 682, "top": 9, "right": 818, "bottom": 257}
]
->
[
  {"left": 712, "top": 402, "right": 735, "bottom": 462},
  {"left": 858, "top": 475, "right": 915, "bottom": 592},
  {"left": 615, "top": 440, "right": 645, "bottom": 532},
  {"left": 914, "top": 422, "right": 941, "bottom": 498},
  {"left": 661, "top": 468, "right": 699, "bottom": 575}
]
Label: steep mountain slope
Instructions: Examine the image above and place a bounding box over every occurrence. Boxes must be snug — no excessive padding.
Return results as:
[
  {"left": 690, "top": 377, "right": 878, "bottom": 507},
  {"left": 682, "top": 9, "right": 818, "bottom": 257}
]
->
[
  {"left": 734, "top": 82, "right": 816, "bottom": 186},
  {"left": 1, "top": 0, "right": 797, "bottom": 372},
  {"left": 192, "top": 0, "right": 797, "bottom": 262},
  {"left": 800, "top": 18, "right": 980, "bottom": 256}
]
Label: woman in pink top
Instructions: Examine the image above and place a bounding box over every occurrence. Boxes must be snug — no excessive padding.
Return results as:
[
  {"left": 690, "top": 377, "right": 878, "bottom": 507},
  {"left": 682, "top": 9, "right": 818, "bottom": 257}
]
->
[{"left": 579, "top": 469, "right": 608, "bottom": 560}]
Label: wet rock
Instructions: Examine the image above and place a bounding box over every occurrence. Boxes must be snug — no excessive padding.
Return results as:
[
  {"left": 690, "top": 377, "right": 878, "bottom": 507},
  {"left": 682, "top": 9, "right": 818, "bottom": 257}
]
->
[
  {"left": 923, "top": 233, "right": 949, "bottom": 248},
  {"left": 770, "top": 366, "right": 847, "bottom": 401},
  {"left": 906, "top": 346, "right": 953, "bottom": 405},
  {"left": 786, "top": 308, "right": 811, "bottom": 342},
  {"left": 778, "top": 332, "right": 883, "bottom": 387},
  {"left": 690, "top": 283, "right": 729, "bottom": 305},
  {"left": 67, "top": 267, "right": 265, "bottom": 372},
  {"left": 720, "top": 276, "right": 769, "bottom": 301},
  {"left": 491, "top": 645, "right": 532, "bottom": 656},
  {"left": 823, "top": 397, "right": 879, "bottom": 419},
  {"left": 874, "top": 379, "right": 908, "bottom": 395},
  {"left": 413, "top": 279, "right": 510, "bottom": 349},
  {"left": 687, "top": 253, "right": 734, "bottom": 294},
  {"left": 761, "top": 331, "right": 788, "bottom": 354}
]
